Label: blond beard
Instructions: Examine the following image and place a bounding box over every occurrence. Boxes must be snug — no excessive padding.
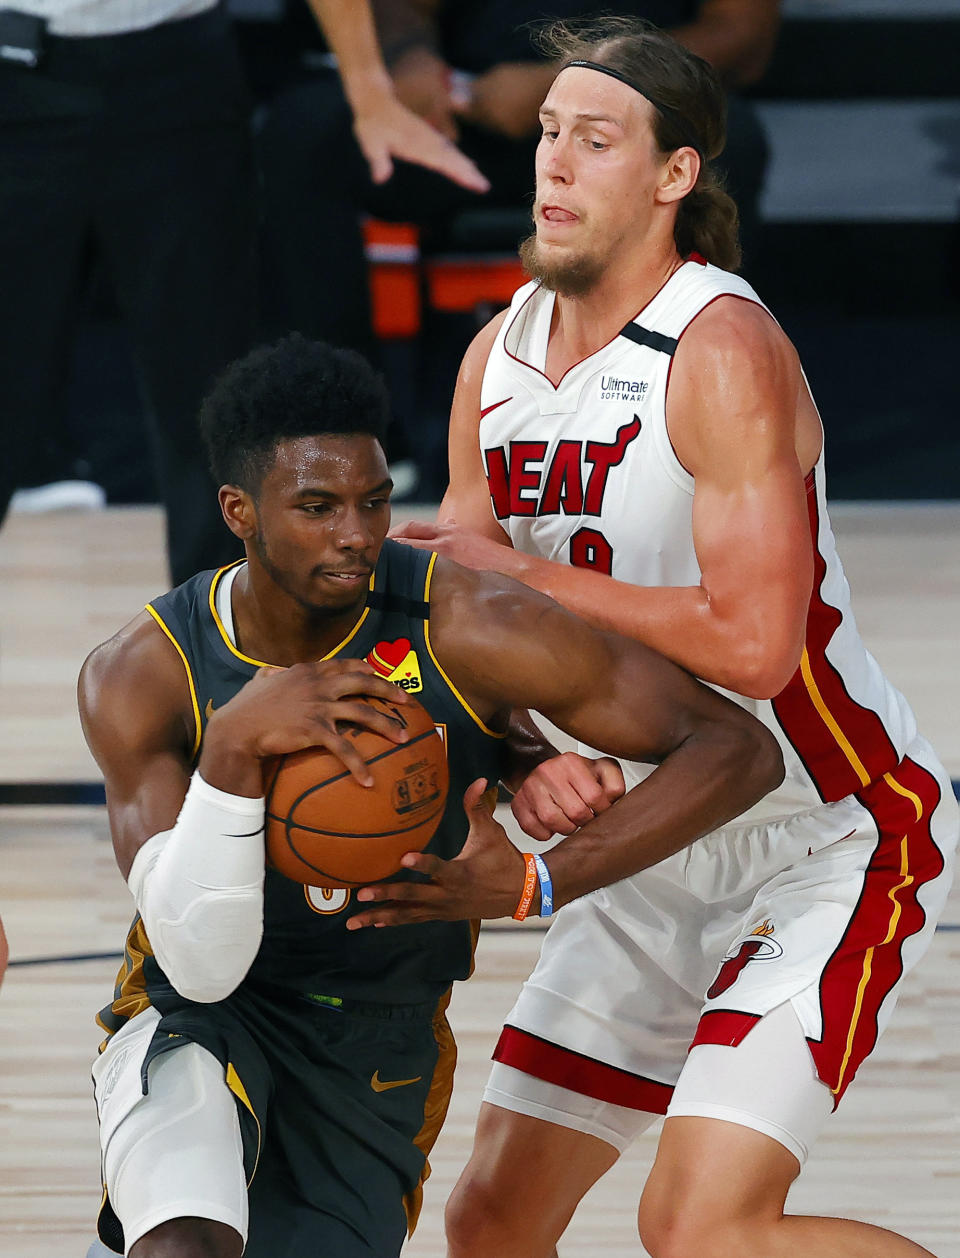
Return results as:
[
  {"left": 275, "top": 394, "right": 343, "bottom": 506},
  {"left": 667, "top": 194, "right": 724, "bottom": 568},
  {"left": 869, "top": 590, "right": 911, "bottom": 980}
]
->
[{"left": 519, "top": 231, "right": 607, "bottom": 298}]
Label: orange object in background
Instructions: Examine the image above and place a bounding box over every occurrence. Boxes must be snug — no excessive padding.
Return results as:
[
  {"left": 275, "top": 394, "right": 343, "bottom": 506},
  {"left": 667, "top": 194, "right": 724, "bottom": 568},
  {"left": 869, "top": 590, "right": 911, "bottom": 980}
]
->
[
  {"left": 426, "top": 255, "right": 525, "bottom": 314},
  {"left": 363, "top": 220, "right": 422, "bottom": 339},
  {"left": 364, "top": 218, "right": 527, "bottom": 336}
]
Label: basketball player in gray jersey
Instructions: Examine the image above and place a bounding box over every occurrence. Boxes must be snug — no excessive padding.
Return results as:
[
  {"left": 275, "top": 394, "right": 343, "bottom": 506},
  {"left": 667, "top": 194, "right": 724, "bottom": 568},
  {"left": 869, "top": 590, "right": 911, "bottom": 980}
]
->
[{"left": 79, "top": 334, "right": 780, "bottom": 1258}]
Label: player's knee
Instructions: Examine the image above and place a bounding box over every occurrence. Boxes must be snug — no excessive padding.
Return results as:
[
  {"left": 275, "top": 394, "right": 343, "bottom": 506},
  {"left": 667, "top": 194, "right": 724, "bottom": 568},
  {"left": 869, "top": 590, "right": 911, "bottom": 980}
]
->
[
  {"left": 130, "top": 1216, "right": 243, "bottom": 1258},
  {"left": 638, "top": 1198, "right": 759, "bottom": 1258},
  {"left": 638, "top": 1194, "right": 709, "bottom": 1258},
  {"left": 445, "top": 1166, "right": 515, "bottom": 1256}
]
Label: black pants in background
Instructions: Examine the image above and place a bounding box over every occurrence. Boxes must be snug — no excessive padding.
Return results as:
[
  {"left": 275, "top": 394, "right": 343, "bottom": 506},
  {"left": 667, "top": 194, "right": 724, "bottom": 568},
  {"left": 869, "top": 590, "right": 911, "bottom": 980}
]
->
[{"left": 0, "top": 5, "right": 255, "bottom": 584}]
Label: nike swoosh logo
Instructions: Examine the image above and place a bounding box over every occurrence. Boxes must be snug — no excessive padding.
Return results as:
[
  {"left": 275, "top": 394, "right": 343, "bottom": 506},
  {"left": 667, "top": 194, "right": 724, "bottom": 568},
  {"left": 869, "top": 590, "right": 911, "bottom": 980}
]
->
[
  {"left": 205, "top": 699, "right": 217, "bottom": 719},
  {"left": 370, "top": 1070, "right": 422, "bottom": 1093},
  {"left": 480, "top": 396, "right": 512, "bottom": 418}
]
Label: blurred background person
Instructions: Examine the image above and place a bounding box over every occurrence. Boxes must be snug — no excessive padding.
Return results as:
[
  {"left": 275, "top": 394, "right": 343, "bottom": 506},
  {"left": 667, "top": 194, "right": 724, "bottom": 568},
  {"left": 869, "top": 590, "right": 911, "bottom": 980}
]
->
[
  {"left": 0, "top": 0, "right": 257, "bottom": 584},
  {"left": 0, "top": 0, "right": 486, "bottom": 584}
]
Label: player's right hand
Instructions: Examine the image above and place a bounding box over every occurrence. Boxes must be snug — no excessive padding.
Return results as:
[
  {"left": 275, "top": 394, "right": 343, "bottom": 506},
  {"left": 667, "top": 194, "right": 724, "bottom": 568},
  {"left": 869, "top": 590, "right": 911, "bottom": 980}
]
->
[
  {"left": 352, "top": 60, "right": 489, "bottom": 192},
  {"left": 200, "top": 659, "right": 409, "bottom": 789},
  {"left": 511, "top": 752, "right": 626, "bottom": 842}
]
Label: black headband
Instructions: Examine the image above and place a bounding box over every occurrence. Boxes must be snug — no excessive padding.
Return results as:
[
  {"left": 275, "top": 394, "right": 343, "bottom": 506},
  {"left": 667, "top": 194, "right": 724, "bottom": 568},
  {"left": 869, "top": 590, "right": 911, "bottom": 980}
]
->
[{"left": 563, "top": 59, "right": 705, "bottom": 161}]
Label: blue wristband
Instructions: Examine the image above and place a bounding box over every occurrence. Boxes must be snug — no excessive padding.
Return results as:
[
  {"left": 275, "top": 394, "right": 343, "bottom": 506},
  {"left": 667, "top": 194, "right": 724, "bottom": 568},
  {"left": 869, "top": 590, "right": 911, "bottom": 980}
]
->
[{"left": 532, "top": 854, "right": 554, "bottom": 918}]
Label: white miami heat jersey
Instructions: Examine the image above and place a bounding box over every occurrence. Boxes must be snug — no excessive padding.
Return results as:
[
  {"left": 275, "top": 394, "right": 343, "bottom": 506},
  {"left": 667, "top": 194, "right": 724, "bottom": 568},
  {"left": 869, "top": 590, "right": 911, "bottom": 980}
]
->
[{"left": 480, "top": 258, "right": 918, "bottom": 823}]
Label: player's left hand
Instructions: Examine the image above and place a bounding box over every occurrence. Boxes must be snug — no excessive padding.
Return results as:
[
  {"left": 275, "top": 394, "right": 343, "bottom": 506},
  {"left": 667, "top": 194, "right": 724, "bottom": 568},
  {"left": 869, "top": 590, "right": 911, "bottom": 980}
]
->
[
  {"left": 346, "top": 779, "right": 529, "bottom": 927},
  {"left": 390, "top": 520, "right": 516, "bottom": 574},
  {"left": 512, "top": 752, "right": 626, "bottom": 842}
]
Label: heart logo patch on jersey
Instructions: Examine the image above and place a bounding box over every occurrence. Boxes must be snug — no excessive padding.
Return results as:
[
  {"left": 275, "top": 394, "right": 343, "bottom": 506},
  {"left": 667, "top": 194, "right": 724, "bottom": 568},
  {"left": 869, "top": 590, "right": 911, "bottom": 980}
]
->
[
  {"left": 368, "top": 636, "right": 410, "bottom": 675},
  {"left": 366, "top": 638, "right": 423, "bottom": 693}
]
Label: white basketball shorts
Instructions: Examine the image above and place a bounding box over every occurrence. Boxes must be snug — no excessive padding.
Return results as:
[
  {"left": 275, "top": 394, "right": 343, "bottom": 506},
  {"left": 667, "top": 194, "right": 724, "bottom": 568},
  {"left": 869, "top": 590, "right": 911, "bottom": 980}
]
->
[{"left": 487, "top": 736, "right": 957, "bottom": 1157}]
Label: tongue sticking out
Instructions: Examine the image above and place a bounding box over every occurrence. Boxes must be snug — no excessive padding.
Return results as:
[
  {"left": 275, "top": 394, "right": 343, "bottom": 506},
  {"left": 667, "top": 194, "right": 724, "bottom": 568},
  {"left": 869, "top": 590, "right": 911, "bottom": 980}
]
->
[{"left": 543, "top": 207, "right": 578, "bottom": 223}]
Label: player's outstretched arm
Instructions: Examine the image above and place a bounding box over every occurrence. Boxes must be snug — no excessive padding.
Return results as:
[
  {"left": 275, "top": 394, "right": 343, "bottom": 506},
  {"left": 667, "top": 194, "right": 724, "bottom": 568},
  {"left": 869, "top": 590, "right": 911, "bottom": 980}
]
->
[
  {"left": 79, "top": 616, "right": 411, "bottom": 998},
  {"left": 348, "top": 565, "right": 784, "bottom": 926}
]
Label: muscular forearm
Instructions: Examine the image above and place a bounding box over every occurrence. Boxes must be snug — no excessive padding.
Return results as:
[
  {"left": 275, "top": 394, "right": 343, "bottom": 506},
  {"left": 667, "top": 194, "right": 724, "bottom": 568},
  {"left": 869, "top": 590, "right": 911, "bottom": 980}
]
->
[
  {"left": 544, "top": 720, "right": 783, "bottom": 909},
  {"left": 490, "top": 548, "right": 792, "bottom": 699}
]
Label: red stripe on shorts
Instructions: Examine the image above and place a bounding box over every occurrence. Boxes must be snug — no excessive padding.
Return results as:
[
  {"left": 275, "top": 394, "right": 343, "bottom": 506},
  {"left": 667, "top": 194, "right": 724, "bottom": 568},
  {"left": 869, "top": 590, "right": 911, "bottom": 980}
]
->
[
  {"left": 772, "top": 471, "right": 900, "bottom": 801},
  {"left": 493, "top": 1026, "right": 674, "bottom": 1113},
  {"left": 689, "top": 1009, "right": 761, "bottom": 1051},
  {"left": 808, "top": 756, "right": 944, "bottom": 1105}
]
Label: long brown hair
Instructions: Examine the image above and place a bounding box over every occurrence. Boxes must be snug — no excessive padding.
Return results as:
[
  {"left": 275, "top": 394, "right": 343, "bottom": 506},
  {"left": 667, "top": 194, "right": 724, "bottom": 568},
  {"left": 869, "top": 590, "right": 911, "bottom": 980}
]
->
[{"left": 537, "top": 16, "right": 741, "bottom": 272}]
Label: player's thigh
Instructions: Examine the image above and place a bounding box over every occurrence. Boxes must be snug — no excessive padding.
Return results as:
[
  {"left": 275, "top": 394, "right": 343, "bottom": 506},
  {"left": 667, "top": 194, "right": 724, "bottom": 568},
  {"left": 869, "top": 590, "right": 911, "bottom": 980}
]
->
[
  {"left": 640, "top": 1000, "right": 832, "bottom": 1244},
  {"left": 94, "top": 1011, "right": 247, "bottom": 1253},
  {"left": 667, "top": 1000, "right": 832, "bottom": 1169}
]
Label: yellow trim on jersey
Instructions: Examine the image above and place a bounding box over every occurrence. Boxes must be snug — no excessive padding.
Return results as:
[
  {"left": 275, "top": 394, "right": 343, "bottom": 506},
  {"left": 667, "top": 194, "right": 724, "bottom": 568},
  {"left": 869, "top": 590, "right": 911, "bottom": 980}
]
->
[
  {"left": 832, "top": 769, "right": 924, "bottom": 1093},
  {"left": 882, "top": 771, "right": 924, "bottom": 823},
  {"left": 832, "top": 832, "right": 914, "bottom": 1095},
  {"left": 144, "top": 604, "right": 202, "bottom": 761},
  {"left": 207, "top": 561, "right": 374, "bottom": 667},
  {"left": 798, "top": 648, "right": 871, "bottom": 788},
  {"left": 832, "top": 766, "right": 926, "bottom": 1094},
  {"left": 207, "top": 562, "right": 276, "bottom": 668},
  {"left": 226, "top": 1062, "right": 263, "bottom": 1187},
  {"left": 422, "top": 553, "right": 505, "bottom": 740}
]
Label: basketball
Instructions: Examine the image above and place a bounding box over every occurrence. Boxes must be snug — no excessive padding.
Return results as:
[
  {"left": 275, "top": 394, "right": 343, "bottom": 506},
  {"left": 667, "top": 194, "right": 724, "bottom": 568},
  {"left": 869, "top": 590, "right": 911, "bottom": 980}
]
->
[{"left": 263, "top": 694, "right": 448, "bottom": 887}]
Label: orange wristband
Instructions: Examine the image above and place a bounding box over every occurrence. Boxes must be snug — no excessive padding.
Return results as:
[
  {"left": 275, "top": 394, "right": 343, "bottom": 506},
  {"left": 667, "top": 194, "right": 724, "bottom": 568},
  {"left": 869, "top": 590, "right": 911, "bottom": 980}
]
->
[{"left": 513, "top": 853, "right": 538, "bottom": 922}]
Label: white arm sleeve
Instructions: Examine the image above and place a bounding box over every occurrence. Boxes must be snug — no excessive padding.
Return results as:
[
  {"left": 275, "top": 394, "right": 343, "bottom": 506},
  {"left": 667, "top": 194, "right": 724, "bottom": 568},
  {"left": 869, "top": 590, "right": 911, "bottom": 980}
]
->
[{"left": 127, "top": 771, "right": 266, "bottom": 1004}]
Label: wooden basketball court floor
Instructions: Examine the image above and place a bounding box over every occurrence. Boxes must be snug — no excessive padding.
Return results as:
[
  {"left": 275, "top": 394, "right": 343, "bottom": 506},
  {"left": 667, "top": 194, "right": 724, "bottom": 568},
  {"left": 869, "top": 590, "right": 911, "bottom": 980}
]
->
[{"left": 1, "top": 502, "right": 958, "bottom": 1258}]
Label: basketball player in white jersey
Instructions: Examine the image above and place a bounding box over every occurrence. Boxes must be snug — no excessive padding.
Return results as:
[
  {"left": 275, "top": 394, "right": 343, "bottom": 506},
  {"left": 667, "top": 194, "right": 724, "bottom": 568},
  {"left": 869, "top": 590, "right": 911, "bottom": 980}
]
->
[{"left": 357, "top": 17, "right": 960, "bottom": 1258}]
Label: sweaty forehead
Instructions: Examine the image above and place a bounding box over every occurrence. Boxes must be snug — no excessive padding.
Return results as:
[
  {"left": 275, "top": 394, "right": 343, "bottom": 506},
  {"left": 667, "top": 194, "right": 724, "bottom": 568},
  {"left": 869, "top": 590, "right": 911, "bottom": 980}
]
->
[
  {"left": 543, "top": 65, "right": 654, "bottom": 132},
  {"left": 264, "top": 434, "right": 388, "bottom": 495}
]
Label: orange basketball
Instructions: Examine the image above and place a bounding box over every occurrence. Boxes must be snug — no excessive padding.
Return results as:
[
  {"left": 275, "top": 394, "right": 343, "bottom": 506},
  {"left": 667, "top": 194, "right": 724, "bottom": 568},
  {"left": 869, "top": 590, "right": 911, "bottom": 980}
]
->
[{"left": 263, "top": 694, "right": 448, "bottom": 888}]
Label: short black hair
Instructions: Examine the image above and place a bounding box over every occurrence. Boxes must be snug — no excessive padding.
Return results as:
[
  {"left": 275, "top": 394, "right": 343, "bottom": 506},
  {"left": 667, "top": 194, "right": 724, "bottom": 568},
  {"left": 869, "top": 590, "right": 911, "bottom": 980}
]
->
[{"left": 199, "top": 334, "right": 390, "bottom": 492}]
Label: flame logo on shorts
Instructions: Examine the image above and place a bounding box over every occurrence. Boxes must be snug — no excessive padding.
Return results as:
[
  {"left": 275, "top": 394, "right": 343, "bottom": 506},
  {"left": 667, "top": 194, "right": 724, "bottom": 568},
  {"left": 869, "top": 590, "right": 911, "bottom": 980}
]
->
[{"left": 706, "top": 918, "right": 784, "bottom": 1001}]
